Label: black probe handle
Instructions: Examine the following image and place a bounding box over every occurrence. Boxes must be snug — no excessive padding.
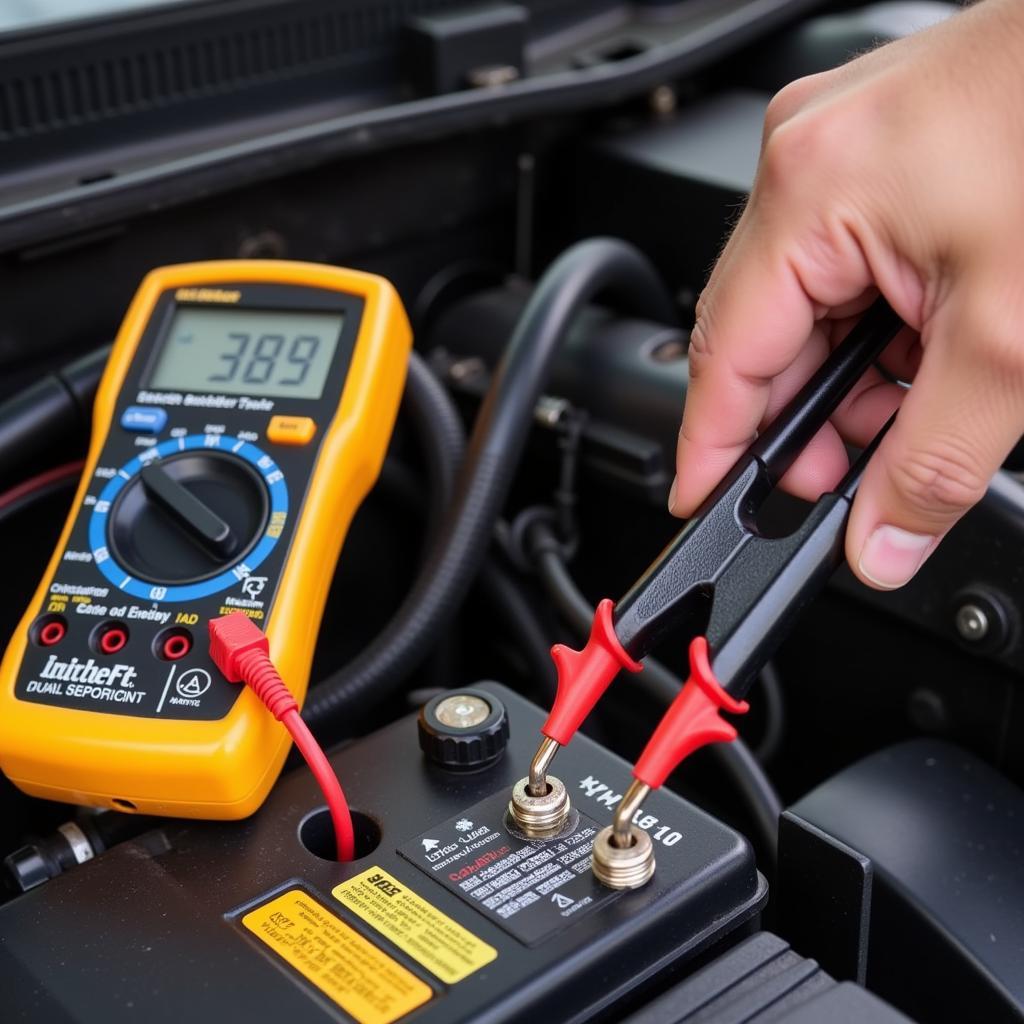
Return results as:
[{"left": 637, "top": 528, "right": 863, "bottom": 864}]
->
[
  {"left": 707, "top": 415, "right": 896, "bottom": 698},
  {"left": 612, "top": 300, "right": 905, "bottom": 660},
  {"left": 749, "top": 297, "right": 904, "bottom": 485}
]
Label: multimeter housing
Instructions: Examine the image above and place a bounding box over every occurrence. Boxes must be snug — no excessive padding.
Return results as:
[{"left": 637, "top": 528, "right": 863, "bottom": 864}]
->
[{"left": 0, "top": 260, "right": 410, "bottom": 818}]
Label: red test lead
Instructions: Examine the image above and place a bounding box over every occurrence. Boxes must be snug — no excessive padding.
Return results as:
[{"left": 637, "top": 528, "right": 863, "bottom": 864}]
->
[
  {"left": 509, "top": 600, "right": 641, "bottom": 838},
  {"left": 208, "top": 613, "right": 356, "bottom": 861}
]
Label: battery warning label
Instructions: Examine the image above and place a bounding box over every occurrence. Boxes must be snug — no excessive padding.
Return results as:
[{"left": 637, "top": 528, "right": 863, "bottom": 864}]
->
[
  {"left": 242, "top": 889, "right": 432, "bottom": 1024},
  {"left": 333, "top": 866, "right": 496, "bottom": 983},
  {"left": 397, "top": 791, "right": 622, "bottom": 946}
]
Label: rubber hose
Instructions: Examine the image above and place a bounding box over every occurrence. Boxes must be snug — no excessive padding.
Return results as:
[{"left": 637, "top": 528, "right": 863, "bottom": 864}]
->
[
  {"left": 477, "top": 560, "right": 558, "bottom": 700},
  {"left": 304, "top": 238, "right": 676, "bottom": 728},
  {"left": 529, "top": 524, "right": 782, "bottom": 869},
  {"left": 399, "top": 352, "right": 466, "bottom": 547},
  {"left": 753, "top": 660, "right": 786, "bottom": 765},
  {"left": 0, "top": 347, "right": 108, "bottom": 489}
]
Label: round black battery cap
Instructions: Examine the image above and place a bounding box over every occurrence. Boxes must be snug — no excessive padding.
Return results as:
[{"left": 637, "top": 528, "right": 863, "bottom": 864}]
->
[{"left": 418, "top": 688, "right": 509, "bottom": 772}]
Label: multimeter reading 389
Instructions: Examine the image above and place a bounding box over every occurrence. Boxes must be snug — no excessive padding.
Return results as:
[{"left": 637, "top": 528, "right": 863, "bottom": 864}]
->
[{"left": 0, "top": 260, "right": 411, "bottom": 818}]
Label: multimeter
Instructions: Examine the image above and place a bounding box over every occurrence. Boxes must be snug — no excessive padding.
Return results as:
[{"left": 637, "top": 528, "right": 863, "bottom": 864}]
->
[{"left": 0, "top": 260, "right": 410, "bottom": 818}]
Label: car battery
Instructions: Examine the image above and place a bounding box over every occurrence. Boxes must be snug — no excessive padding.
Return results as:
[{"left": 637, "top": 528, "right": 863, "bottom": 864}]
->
[{"left": 0, "top": 683, "right": 766, "bottom": 1023}]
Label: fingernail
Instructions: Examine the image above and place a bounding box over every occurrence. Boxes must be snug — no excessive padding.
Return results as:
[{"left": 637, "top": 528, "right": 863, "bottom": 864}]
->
[
  {"left": 667, "top": 475, "right": 678, "bottom": 513},
  {"left": 858, "top": 525, "right": 936, "bottom": 590}
]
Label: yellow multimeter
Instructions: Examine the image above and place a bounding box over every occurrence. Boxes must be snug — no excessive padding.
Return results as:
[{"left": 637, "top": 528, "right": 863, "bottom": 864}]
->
[{"left": 0, "top": 260, "right": 410, "bottom": 818}]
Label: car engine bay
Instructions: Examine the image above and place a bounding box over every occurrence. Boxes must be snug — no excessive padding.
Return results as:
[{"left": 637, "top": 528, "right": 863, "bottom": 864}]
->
[{"left": 0, "top": 2, "right": 1019, "bottom": 1023}]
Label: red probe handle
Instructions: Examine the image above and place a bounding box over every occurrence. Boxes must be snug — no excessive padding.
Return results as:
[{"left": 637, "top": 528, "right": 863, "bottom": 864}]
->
[
  {"left": 632, "top": 636, "right": 749, "bottom": 790},
  {"left": 542, "top": 599, "right": 642, "bottom": 746}
]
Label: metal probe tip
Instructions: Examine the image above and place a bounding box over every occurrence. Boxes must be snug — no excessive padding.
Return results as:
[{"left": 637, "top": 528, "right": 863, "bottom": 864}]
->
[
  {"left": 509, "top": 737, "right": 570, "bottom": 838},
  {"left": 591, "top": 781, "right": 655, "bottom": 890},
  {"left": 527, "top": 736, "right": 559, "bottom": 795}
]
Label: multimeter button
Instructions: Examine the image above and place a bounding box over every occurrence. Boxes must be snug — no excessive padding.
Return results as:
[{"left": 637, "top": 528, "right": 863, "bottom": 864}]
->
[
  {"left": 121, "top": 406, "right": 168, "bottom": 434},
  {"left": 267, "top": 415, "right": 316, "bottom": 446}
]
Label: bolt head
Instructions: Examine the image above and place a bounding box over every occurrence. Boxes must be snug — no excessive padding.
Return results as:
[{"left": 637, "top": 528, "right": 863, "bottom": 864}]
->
[
  {"left": 434, "top": 694, "right": 491, "bottom": 729},
  {"left": 955, "top": 603, "right": 990, "bottom": 642}
]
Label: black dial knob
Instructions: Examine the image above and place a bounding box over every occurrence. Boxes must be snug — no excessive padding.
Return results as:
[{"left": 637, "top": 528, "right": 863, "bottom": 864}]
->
[
  {"left": 108, "top": 451, "right": 269, "bottom": 585},
  {"left": 418, "top": 689, "right": 509, "bottom": 772}
]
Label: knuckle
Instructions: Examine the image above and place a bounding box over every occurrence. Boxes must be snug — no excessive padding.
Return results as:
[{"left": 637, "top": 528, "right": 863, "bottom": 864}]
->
[
  {"left": 687, "top": 312, "right": 714, "bottom": 373},
  {"left": 760, "top": 103, "right": 860, "bottom": 193},
  {"left": 760, "top": 117, "right": 822, "bottom": 191},
  {"left": 763, "top": 74, "right": 827, "bottom": 135},
  {"left": 888, "top": 439, "right": 989, "bottom": 520},
  {"left": 966, "top": 304, "right": 1024, "bottom": 380}
]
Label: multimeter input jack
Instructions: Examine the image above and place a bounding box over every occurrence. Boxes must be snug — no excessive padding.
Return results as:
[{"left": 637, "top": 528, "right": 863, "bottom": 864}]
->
[
  {"left": 31, "top": 614, "right": 67, "bottom": 648},
  {"left": 154, "top": 627, "right": 193, "bottom": 661},
  {"left": 30, "top": 614, "right": 68, "bottom": 647},
  {"left": 91, "top": 622, "right": 129, "bottom": 656}
]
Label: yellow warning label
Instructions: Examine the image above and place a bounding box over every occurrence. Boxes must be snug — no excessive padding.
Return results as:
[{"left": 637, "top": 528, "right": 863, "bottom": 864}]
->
[
  {"left": 334, "top": 866, "right": 497, "bottom": 984},
  {"left": 242, "top": 889, "right": 431, "bottom": 1024}
]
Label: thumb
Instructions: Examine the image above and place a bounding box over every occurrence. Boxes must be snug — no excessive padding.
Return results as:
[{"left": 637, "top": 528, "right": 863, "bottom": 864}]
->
[{"left": 847, "top": 286, "right": 1024, "bottom": 589}]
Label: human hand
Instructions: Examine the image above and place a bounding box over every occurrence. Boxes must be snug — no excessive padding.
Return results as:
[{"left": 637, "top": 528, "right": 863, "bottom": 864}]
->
[{"left": 671, "top": 0, "right": 1024, "bottom": 589}]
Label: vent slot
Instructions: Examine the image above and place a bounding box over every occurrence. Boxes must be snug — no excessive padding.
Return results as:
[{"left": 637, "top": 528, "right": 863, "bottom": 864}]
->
[{"left": 0, "top": 0, "right": 463, "bottom": 141}]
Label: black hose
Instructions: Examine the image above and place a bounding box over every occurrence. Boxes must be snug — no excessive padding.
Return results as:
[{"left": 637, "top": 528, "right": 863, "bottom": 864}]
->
[
  {"left": 753, "top": 660, "right": 785, "bottom": 765},
  {"left": 0, "top": 348, "right": 108, "bottom": 490},
  {"left": 306, "top": 350, "right": 466, "bottom": 716},
  {"left": 528, "top": 521, "right": 783, "bottom": 871},
  {"left": 477, "top": 559, "right": 558, "bottom": 700},
  {"left": 398, "top": 352, "right": 466, "bottom": 546},
  {"left": 304, "top": 238, "right": 676, "bottom": 728},
  {"left": 0, "top": 477, "right": 79, "bottom": 528}
]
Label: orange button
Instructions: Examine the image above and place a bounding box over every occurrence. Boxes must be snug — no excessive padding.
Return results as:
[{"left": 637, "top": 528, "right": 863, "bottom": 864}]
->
[{"left": 266, "top": 415, "right": 317, "bottom": 446}]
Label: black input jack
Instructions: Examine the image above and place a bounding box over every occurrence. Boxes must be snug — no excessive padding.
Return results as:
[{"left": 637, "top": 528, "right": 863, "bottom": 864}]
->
[
  {"left": 91, "top": 621, "right": 129, "bottom": 656},
  {"left": 300, "top": 809, "right": 380, "bottom": 862}
]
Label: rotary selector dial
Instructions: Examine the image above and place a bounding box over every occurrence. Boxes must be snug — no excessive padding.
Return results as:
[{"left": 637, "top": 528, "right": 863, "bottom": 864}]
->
[
  {"left": 109, "top": 452, "right": 267, "bottom": 584},
  {"left": 88, "top": 434, "right": 289, "bottom": 603}
]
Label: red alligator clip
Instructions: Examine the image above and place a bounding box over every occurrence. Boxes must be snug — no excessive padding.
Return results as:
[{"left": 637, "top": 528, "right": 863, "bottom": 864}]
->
[
  {"left": 632, "top": 636, "right": 749, "bottom": 789},
  {"left": 542, "top": 599, "right": 642, "bottom": 746}
]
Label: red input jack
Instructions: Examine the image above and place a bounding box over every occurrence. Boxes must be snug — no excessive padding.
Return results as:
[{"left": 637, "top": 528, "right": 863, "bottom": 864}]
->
[
  {"left": 94, "top": 623, "right": 129, "bottom": 656},
  {"left": 208, "top": 613, "right": 356, "bottom": 861},
  {"left": 33, "top": 615, "right": 67, "bottom": 647},
  {"left": 155, "top": 628, "right": 192, "bottom": 661}
]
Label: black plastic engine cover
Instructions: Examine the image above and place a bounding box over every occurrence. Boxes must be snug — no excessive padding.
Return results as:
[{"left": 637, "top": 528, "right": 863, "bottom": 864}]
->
[{"left": 0, "top": 683, "right": 766, "bottom": 1023}]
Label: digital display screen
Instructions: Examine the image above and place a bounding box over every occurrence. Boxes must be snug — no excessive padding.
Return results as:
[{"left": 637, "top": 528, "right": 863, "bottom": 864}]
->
[{"left": 147, "top": 307, "right": 343, "bottom": 399}]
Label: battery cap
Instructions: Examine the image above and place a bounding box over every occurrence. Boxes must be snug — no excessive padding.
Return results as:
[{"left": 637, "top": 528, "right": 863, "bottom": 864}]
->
[{"left": 418, "top": 688, "right": 509, "bottom": 771}]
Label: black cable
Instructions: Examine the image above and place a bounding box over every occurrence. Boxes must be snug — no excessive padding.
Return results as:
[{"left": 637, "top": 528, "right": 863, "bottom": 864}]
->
[
  {"left": 0, "top": 474, "right": 78, "bottom": 525},
  {"left": 0, "top": 348, "right": 108, "bottom": 490},
  {"left": 304, "top": 238, "right": 675, "bottom": 728},
  {"left": 528, "top": 521, "right": 783, "bottom": 871},
  {"left": 305, "top": 350, "right": 465, "bottom": 716},
  {"left": 476, "top": 559, "right": 557, "bottom": 701},
  {"left": 554, "top": 409, "right": 587, "bottom": 543},
  {"left": 400, "top": 351, "right": 467, "bottom": 547},
  {"left": 753, "top": 660, "right": 785, "bottom": 765}
]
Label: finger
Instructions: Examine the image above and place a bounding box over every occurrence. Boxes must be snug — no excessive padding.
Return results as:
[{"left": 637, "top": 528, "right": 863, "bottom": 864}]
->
[
  {"left": 675, "top": 265, "right": 814, "bottom": 514},
  {"left": 673, "top": 115, "right": 884, "bottom": 517},
  {"left": 827, "top": 316, "right": 911, "bottom": 448},
  {"left": 875, "top": 324, "right": 922, "bottom": 383},
  {"left": 847, "top": 285, "right": 1024, "bottom": 589}
]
